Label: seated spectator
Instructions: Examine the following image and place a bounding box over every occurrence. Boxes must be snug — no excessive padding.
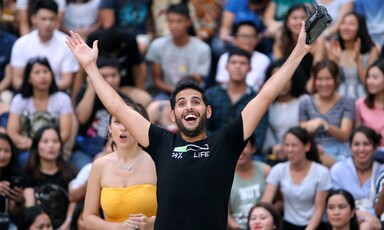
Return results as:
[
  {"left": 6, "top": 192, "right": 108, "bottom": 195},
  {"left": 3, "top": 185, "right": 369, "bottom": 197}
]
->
[
  {"left": 18, "top": 205, "right": 53, "bottom": 230},
  {"left": 330, "top": 126, "right": 383, "bottom": 230},
  {"left": 375, "top": 187, "right": 384, "bottom": 227},
  {"left": 215, "top": 21, "right": 271, "bottom": 92},
  {"left": 262, "top": 127, "right": 331, "bottom": 229},
  {"left": 61, "top": 0, "right": 101, "bottom": 40},
  {"left": 145, "top": 3, "right": 211, "bottom": 99},
  {"left": 0, "top": 133, "right": 26, "bottom": 229},
  {"left": 326, "top": 189, "right": 359, "bottom": 230},
  {"left": 11, "top": 0, "right": 79, "bottom": 92},
  {"left": 73, "top": 56, "right": 134, "bottom": 169},
  {"left": 327, "top": 12, "right": 380, "bottom": 100},
  {"left": 98, "top": 0, "right": 154, "bottom": 55},
  {"left": 228, "top": 136, "right": 271, "bottom": 229},
  {"left": 273, "top": 4, "right": 324, "bottom": 79},
  {"left": 318, "top": 0, "right": 354, "bottom": 40},
  {"left": 7, "top": 57, "right": 73, "bottom": 166},
  {"left": 300, "top": 60, "right": 354, "bottom": 162},
  {"left": 23, "top": 125, "right": 78, "bottom": 229},
  {"left": 262, "top": 58, "right": 306, "bottom": 154},
  {"left": 247, "top": 202, "right": 282, "bottom": 230},
  {"left": 15, "top": 0, "right": 66, "bottom": 36},
  {"left": 355, "top": 59, "right": 384, "bottom": 162},
  {"left": 206, "top": 47, "right": 267, "bottom": 153}
]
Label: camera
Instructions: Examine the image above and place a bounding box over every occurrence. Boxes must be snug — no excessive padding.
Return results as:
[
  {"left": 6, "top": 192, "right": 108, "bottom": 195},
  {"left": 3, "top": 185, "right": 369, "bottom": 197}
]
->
[
  {"left": 304, "top": 0, "right": 333, "bottom": 44},
  {"left": 10, "top": 176, "right": 23, "bottom": 189}
]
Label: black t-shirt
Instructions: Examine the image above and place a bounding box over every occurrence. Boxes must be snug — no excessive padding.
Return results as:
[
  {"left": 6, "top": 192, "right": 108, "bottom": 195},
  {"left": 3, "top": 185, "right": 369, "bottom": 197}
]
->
[
  {"left": 24, "top": 169, "right": 76, "bottom": 192},
  {"left": 145, "top": 116, "right": 247, "bottom": 230},
  {"left": 87, "top": 29, "right": 142, "bottom": 87}
]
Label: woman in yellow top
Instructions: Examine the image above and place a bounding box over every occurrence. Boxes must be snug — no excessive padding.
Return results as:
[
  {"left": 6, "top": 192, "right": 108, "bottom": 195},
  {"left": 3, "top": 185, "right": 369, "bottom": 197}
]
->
[{"left": 84, "top": 98, "right": 157, "bottom": 230}]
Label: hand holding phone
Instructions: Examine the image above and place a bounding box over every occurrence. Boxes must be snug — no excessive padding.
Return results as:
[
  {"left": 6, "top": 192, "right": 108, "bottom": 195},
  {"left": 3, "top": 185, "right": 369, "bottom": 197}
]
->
[{"left": 10, "top": 176, "right": 23, "bottom": 189}]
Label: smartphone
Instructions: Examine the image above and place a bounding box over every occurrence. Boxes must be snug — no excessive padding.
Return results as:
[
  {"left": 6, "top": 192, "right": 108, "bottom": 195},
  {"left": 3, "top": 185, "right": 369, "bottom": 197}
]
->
[{"left": 10, "top": 176, "right": 23, "bottom": 189}]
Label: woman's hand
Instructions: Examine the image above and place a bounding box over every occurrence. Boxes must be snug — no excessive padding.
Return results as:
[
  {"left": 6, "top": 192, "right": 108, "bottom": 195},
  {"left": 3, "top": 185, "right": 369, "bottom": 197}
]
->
[
  {"left": 65, "top": 31, "right": 99, "bottom": 68},
  {"left": 124, "top": 214, "right": 155, "bottom": 230},
  {"left": 0, "top": 180, "right": 11, "bottom": 197},
  {"left": 303, "top": 118, "right": 327, "bottom": 133}
]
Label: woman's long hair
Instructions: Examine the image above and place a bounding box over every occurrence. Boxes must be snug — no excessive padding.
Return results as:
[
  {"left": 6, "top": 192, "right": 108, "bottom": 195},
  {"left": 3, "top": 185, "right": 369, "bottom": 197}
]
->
[
  {"left": 20, "top": 56, "right": 58, "bottom": 98},
  {"left": 23, "top": 125, "right": 77, "bottom": 182},
  {"left": 364, "top": 58, "right": 384, "bottom": 108}
]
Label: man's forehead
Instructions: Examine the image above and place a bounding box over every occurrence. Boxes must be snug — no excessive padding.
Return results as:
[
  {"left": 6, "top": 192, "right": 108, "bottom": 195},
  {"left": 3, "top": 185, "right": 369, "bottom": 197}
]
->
[{"left": 176, "top": 89, "right": 203, "bottom": 100}]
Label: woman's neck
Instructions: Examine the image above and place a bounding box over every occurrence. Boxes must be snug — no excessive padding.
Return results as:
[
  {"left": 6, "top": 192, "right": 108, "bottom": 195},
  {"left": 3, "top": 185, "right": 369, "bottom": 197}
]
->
[
  {"left": 39, "top": 159, "right": 58, "bottom": 175},
  {"left": 343, "top": 40, "right": 356, "bottom": 50},
  {"left": 333, "top": 224, "right": 351, "bottom": 230},
  {"left": 117, "top": 144, "right": 142, "bottom": 162},
  {"left": 291, "top": 158, "right": 310, "bottom": 171},
  {"left": 354, "top": 160, "right": 373, "bottom": 175},
  {"left": 374, "top": 92, "right": 384, "bottom": 108},
  {"left": 33, "top": 90, "right": 49, "bottom": 100}
]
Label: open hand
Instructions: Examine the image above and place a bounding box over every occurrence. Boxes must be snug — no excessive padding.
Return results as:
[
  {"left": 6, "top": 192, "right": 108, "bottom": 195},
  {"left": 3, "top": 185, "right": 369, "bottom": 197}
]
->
[{"left": 65, "top": 31, "right": 99, "bottom": 68}]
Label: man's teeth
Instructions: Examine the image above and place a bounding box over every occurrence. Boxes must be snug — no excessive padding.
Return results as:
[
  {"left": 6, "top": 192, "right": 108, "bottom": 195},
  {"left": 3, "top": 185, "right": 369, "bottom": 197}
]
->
[{"left": 185, "top": 114, "right": 197, "bottom": 119}]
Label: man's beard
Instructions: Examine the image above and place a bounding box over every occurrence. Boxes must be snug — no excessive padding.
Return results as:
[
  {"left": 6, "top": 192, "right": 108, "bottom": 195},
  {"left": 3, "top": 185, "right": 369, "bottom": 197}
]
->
[{"left": 175, "top": 113, "right": 207, "bottom": 138}]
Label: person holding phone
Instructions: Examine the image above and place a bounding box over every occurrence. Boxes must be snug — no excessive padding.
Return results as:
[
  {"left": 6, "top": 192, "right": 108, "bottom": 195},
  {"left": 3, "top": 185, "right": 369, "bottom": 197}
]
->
[{"left": 0, "top": 133, "right": 26, "bottom": 229}]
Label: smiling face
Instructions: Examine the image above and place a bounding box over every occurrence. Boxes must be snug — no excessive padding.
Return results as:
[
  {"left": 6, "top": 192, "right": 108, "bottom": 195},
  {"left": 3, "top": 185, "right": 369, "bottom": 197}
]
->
[
  {"left": 286, "top": 8, "right": 307, "bottom": 37},
  {"left": 29, "top": 63, "right": 53, "bottom": 91},
  {"left": 339, "top": 14, "right": 359, "bottom": 42},
  {"left": 366, "top": 66, "right": 384, "bottom": 95},
  {"left": 351, "top": 132, "right": 375, "bottom": 166},
  {"left": 327, "top": 194, "right": 354, "bottom": 229},
  {"left": 314, "top": 68, "right": 337, "bottom": 98},
  {"left": 170, "top": 89, "right": 211, "bottom": 139},
  {"left": 248, "top": 207, "right": 276, "bottom": 230},
  {"left": 38, "top": 129, "right": 61, "bottom": 161}
]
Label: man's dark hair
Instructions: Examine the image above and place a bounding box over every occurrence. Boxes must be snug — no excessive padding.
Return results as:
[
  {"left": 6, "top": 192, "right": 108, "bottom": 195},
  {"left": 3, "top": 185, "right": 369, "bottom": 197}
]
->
[
  {"left": 167, "top": 3, "right": 190, "bottom": 19},
  {"left": 32, "top": 0, "right": 58, "bottom": 15},
  {"left": 170, "top": 81, "right": 208, "bottom": 110},
  {"left": 232, "top": 20, "right": 260, "bottom": 36},
  {"left": 96, "top": 55, "right": 120, "bottom": 70},
  {"left": 227, "top": 46, "right": 252, "bottom": 65}
]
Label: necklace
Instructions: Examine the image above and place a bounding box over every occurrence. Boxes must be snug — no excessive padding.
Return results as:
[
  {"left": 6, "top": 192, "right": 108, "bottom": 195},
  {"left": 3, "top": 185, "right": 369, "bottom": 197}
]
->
[{"left": 116, "top": 155, "right": 139, "bottom": 172}]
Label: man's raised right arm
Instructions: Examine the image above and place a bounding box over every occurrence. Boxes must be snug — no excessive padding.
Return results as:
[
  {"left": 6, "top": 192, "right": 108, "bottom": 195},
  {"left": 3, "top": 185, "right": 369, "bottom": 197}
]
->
[{"left": 65, "top": 31, "right": 150, "bottom": 147}]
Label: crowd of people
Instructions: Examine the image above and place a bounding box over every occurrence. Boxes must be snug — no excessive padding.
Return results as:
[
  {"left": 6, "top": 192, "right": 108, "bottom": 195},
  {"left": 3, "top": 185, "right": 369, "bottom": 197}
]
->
[{"left": 0, "top": 0, "right": 384, "bottom": 229}]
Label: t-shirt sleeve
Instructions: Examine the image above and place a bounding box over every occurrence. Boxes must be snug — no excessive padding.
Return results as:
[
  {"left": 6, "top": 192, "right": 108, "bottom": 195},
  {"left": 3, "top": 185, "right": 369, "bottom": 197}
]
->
[
  {"left": 61, "top": 47, "right": 80, "bottom": 73},
  {"left": 342, "top": 96, "right": 355, "bottom": 120},
  {"left": 10, "top": 39, "right": 28, "bottom": 68},
  {"left": 215, "top": 53, "right": 229, "bottom": 83},
  {"left": 316, "top": 165, "right": 332, "bottom": 191},
  {"left": 219, "top": 115, "right": 248, "bottom": 159},
  {"left": 330, "top": 163, "right": 343, "bottom": 189},
  {"left": 298, "top": 95, "right": 310, "bottom": 122},
  {"left": 124, "top": 33, "right": 143, "bottom": 64},
  {"left": 145, "top": 124, "right": 173, "bottom": 162},
  {"left": 266, "top": 163, "right": 283, "bottom": 186},
  {"left": 56, "top": 92, "right": 74, "bottom": 114},
  {"left": 9, "top": 94, "right": 26, "bottom": 115},
  {"left": 145, "top": 39, "right": 161, "bottom": 63},
  {"left": 355, "top": 98, "right": 363, "bottom": 123}
]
